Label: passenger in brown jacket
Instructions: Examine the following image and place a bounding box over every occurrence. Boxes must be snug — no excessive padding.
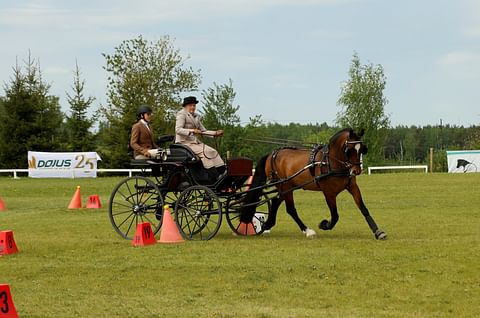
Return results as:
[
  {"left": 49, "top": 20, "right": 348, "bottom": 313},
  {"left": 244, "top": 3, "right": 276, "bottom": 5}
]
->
[{"left": 130, "top": 105, "right": 159, "bottom": 159}]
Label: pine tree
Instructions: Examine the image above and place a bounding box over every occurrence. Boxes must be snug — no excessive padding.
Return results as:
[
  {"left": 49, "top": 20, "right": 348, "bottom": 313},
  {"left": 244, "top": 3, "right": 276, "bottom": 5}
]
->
[
  {"left": 65, "top": 61, "right": 96, "bottom": 151},
  {"left": 0, "top": 54, "right": 64, "bottom": 168}
]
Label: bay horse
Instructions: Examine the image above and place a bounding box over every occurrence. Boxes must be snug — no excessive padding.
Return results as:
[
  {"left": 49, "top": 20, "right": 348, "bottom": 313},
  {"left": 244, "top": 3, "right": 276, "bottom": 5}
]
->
[{"left": 240, "top": 128, "right": 387, "bottom": 240}]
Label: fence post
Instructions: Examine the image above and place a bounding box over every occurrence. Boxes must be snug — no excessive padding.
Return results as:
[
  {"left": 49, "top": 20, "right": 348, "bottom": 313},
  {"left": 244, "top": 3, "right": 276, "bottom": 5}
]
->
[{"left": 429, "top": 148, "right": 433, "bottom": 173}]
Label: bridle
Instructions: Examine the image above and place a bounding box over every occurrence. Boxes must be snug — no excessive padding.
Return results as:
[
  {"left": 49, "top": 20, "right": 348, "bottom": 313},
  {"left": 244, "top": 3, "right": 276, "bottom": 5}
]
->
[
  {"left": 343, "top": 140, "right": 364, "bottom": 166},
  {"left": 327, "top": 139, "right": 364, "bottom": 173}
]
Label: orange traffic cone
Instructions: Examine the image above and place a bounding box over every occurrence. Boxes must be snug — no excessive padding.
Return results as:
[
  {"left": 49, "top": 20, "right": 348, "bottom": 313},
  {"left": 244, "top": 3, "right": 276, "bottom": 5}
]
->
[
  {"left": 236, "top": 222, "right": 257, "bottom": 236},
  {"left": 132, "top": 222, "right": 157, "bottom": 247},
  {"left": 159, "top": 205, "right": 184, "bottom": 243},
  {"left": 0, "top": 230, "right": 19, "bottom": 256},
  {"left": 86, "top": 195, "right": 102, "bottom": 209},
  {"left": 0, "top": 284, "right": 19, "bottom": 317},
  {"left": 0, "top": 196, "right": 6, "bottom": 211},
  {"left": 68, "top": 186, "right": 82, "bottom": 209}
]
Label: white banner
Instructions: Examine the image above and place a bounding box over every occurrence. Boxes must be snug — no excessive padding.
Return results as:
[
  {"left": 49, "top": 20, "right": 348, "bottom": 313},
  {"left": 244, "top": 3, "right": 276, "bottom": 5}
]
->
[
  {"left": 28, "top": 151, "right": 101, "bottom": 178},
  {"left": 446, "top": 150, "right": 480, "bottom": 173}
]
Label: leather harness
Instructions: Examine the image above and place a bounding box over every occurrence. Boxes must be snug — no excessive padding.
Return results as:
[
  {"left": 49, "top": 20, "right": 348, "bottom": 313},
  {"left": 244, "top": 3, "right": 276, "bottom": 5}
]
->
[{"left": 268, "top": 144, "right": 331, "bottom": 182}]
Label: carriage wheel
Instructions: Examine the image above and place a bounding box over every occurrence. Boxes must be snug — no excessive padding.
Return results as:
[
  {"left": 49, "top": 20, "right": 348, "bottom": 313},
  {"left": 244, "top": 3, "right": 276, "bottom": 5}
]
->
[
  {"left": 225, "top": 191, "right": 271, "bottom": 236},
  {"left": 109, "top": 176, "right": 164, "bottom": 240},
  {"left": 174, "top": 185, "right": 222, "bottom": 241}
]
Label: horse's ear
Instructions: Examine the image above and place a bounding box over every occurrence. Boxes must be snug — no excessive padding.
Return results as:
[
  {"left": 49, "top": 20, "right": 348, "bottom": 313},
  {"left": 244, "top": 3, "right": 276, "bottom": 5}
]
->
[
  {"left": 362, "top": 144, "right": 368, "bottom": 155},
  {"left": 348, "top": 128, "right": 355, "bottom": 138},
  {"left": 358, "top": 129, "right": 365, "bottom": 137}
]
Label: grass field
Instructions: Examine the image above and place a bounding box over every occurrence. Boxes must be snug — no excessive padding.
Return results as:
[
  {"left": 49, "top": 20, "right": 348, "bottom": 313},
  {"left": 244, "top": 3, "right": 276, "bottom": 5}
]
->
[{"left": 0, "top": 173, "right": 479, "bottom": 317}]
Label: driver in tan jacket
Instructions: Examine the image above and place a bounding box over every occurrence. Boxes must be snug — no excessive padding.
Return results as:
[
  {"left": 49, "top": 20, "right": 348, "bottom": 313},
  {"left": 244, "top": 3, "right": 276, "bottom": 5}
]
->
[{"left": 175, "top": 96, "right": 225, "bottom": 177}]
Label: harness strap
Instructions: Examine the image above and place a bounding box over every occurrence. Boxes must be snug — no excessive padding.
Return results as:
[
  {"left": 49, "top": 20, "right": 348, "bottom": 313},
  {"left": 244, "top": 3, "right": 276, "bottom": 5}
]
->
[
  {"left": 270, "top": 146, "right": 297, "bottom": 181},
  {"left": 269, "top": 148, "right": 280, "bottom": 180},
  {"left": 308, "top": 144, "right": 327, "bottom": 176}
]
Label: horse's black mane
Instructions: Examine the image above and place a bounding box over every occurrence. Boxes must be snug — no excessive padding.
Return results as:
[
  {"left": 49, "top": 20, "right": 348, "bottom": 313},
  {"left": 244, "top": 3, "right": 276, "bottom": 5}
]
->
[{"left": 329, "top": 128, "right": 353, "bottom": 144}]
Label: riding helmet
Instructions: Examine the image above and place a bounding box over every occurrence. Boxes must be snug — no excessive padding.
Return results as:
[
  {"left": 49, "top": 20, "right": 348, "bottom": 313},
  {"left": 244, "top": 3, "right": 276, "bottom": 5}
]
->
[{"left": 137, "top": 104, "right": 152, "bottom": 116}]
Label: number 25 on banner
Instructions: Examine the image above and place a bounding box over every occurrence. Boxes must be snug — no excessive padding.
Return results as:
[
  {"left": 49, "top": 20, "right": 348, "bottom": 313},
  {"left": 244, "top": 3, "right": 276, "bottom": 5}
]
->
[
  {"left": 75, "top": 154, "right": 96, "bottom": 170},
  {"left": 0, "top": 284, "right": 18, "bottom": 318}
]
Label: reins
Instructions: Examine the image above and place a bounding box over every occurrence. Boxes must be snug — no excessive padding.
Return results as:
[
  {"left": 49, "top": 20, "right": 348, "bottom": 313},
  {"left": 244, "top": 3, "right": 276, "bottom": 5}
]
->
[{"left": 198, "top": 132, "right": 221, "bottom": 160}]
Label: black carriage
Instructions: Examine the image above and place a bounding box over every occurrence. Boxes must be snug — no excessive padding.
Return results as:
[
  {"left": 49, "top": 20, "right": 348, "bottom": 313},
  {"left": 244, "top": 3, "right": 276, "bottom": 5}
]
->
[{"left": 108, "top": 136, "right": 271, "bottom": 241}]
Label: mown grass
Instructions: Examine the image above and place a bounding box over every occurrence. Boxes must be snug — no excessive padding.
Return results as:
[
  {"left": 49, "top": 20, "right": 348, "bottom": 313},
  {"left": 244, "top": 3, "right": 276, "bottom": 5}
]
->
[{"left": 0, "top": 173, "right": 479, "bottom": 317}]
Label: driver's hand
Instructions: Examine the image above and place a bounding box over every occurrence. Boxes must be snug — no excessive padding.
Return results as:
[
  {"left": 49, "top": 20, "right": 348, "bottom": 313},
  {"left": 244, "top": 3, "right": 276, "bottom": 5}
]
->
[{"left": 215, "top": 130, "right": 224, "bottom": 136}]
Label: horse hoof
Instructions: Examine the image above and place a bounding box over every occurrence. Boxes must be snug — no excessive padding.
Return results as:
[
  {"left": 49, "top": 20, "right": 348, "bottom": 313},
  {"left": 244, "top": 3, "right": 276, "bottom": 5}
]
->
[
  {"left": 319, "top": 220, "right": 330, "bottom": 231},
  {"left": 303, "top": 228, "right": 317, "bottom": 238},
  {"left": 375, "top": 230, "right": 387, "bottom": 240}
]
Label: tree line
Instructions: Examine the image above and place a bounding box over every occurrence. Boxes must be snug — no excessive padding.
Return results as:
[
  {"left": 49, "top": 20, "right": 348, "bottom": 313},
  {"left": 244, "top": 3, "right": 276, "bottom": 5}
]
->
[{"left": 0, "top": 36, "right": 478, "bottom": 172}]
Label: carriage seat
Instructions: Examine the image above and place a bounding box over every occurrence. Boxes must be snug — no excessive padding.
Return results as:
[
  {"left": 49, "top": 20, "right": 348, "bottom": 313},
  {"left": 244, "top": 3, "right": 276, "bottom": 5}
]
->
[{"left": 164, "top": 143, "right": 200, "bottom": 164}]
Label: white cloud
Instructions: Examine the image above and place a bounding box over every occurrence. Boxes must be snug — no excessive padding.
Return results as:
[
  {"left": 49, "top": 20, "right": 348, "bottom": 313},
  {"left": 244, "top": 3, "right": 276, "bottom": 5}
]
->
[
  {"left": 308, "top": 28, "right": 351, "bottom": 39},
  {"left": 44, "top": 66, "right": 70, "bottom": 76},
  {"left": 462, "top": 0, "right": 480, "bottom": 38},
  {"left": 270, "top": 74, "right": 309, "bottom": 89},
  {"left": 207, "top": 54, "right": 273, "bottom": 71},
  {"left": 0, "top": 0, "right": 359, "bottom": 29},
  {"left": 436, "top": 51, "right": 480, "bottom": 80},
  {"left": 437, "top": 51, "right": 480, "bottom": 66}
]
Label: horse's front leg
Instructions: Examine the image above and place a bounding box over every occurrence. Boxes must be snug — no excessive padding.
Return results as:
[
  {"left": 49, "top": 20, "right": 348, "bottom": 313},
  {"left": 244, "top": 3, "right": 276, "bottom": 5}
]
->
[
  {"left": 319, "top": 193, "right": 339, "bottom": 231},
  {"left": 347, "top": 181, "right": 387, "bottom": 240}
]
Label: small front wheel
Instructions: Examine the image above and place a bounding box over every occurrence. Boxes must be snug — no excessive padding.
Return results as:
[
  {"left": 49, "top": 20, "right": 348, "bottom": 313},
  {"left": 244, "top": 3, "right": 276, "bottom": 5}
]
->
[
  {"left": 108, "top": 176, "right": 163, "bottom": 240},
  {"left": 225, "top": 191, "right": 270, "bottom": 236},
  {"left": 174, "top": 185, "right": 222, "bottom": 240}
]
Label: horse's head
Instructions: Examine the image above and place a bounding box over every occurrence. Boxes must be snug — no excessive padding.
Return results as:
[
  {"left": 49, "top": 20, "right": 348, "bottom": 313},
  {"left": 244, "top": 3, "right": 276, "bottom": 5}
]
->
[{"left": 330, "top": 128, "right": 368, "bottom": 176}]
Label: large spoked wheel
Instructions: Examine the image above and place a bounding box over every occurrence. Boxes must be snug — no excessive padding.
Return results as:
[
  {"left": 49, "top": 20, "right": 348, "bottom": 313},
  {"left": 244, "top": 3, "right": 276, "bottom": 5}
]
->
[
  {"left": 225, "top": 190, "right": 271, "bottom": 236},
  {"left": 174, "top": 185, "right": 222, "bottom": 241},
  {"left": 109, "top": 176, "right": 164, "bottom": 240}
]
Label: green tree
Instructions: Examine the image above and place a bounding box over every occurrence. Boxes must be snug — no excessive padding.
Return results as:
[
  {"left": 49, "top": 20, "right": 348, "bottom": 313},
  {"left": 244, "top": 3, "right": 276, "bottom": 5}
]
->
[
  {"left": 65, "top": 61, "right": 96, "bottom": 151},
  {"left": 239, "top": 116, "right": 273, "bottom": 162},
  {"left": 465, "top": 126, "right": 480, "bottom": 149},
  {"left": 200, "top": 79, "right": 241, "bottom": 158},
  {"left": 99, "top": 35, "right": 201, "bottom": 167},
  {"left": 0, "top": 55, "right": 64, "bottom": 168},
  {"left": 337, "top": 53, "right": 390, "bottom": 163}
]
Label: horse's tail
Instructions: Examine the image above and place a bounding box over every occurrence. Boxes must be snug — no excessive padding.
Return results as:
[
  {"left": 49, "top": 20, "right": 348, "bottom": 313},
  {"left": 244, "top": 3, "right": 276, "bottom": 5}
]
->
[
  {"left": 252, "top": 154, "right": 269, "bottom": 188},
  {"left": 240, "top": 154, "right": 269, "bottom": 222}
]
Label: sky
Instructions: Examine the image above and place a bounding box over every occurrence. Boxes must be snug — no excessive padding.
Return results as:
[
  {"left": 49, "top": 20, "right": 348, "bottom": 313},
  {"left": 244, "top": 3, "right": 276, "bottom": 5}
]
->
[{"left": 1, "top": 0, "right": 480, "bottom": 127}]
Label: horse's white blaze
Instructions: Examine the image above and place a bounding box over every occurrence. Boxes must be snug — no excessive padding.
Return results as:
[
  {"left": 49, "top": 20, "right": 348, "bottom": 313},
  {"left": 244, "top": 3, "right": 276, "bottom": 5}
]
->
[
  {"left": 354, "top": 143, "right": 361, "bottom": 154},
  {"left": 303, "top": 228, "right": 317, "bottom": 238}
]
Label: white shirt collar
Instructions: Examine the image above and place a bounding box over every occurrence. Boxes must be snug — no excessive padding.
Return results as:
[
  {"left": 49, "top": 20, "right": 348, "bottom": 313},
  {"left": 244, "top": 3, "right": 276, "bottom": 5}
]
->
[{"left": 140, "top": 119, "right": 150, "bottom": 129}]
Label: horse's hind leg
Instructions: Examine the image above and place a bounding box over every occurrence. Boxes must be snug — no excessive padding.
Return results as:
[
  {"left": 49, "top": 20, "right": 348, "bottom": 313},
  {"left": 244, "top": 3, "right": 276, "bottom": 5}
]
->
[
  {"left": 283, "top": 192, "right": 316, "bottom": 238},
  {"left": 348, "top": 182, "right": 387, "bottom": 240},
  {"left": 263, "top": 196, "right": 282, "bottom": 231}
]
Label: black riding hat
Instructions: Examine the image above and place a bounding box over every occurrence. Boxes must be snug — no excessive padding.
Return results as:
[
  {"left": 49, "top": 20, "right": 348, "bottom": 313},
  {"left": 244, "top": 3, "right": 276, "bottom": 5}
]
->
[
  {"left": 137, "top": 105, "right": 152, "bottom": 116},
  {"left": 182, "top": 96, "right": 199, "bottom": 106}
]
